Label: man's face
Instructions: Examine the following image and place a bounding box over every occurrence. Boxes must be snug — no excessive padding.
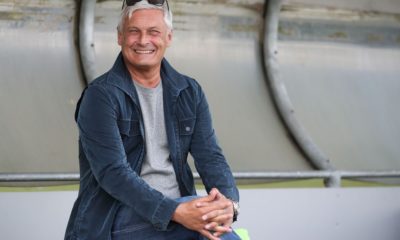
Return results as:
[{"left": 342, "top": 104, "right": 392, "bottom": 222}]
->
[{"left": 118, "top": 9, "right": 172, "bottom": 72}]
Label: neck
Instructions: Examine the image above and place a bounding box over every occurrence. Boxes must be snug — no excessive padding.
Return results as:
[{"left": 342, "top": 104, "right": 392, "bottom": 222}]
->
[{"left": 127, "top": 64, "right": 162, "bottom": 88}]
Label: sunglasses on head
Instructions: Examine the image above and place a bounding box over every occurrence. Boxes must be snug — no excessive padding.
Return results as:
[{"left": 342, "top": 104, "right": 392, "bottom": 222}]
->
[{"left": 122, "top": 0, "right": 169, "bottom": 9}]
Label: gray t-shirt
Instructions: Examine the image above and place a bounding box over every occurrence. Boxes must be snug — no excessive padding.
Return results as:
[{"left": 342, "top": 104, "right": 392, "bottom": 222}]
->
[{"left": 134, "top": 81, "right": 181, "bottom": 199}]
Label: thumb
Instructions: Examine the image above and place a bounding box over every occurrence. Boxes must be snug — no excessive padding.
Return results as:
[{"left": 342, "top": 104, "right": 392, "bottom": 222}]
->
[
  {"left": 209, "top": 188, "right": 221, "bottom": 199},
  {"left": 196, "top": 188, "right": 219, "bottom": 205},
  {"left": 194, "top": 188, "right": 221, "bottom": 207}
]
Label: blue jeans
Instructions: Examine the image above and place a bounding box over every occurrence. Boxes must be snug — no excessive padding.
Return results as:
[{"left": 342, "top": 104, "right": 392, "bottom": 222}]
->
[{"left": 111, "top": 196, "right": 241, "bottom": 240}]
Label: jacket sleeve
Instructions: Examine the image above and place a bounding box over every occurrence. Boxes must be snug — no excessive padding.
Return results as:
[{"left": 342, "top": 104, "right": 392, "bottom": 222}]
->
[
  {"left": 190, "top": 85, "right": 239, "bottom": 202},
  {"left": 77, "top": 85, "right": 178, "bottom": 230}
]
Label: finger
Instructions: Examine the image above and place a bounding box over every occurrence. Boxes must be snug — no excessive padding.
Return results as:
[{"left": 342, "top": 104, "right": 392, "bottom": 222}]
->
[
  {"left": 196, "top": 197, "right": 229, "bottom": 209},
  {"left": 210, "top": 188, "right": 220, "bottom": 196},
  {"left": 212, "top": 225, "right": 232, "bottom": 234},
  {"left": 213, "top": 231, "right": 231, "bottom": 238},
  {"left": 205, "top": 222, "right": 232, "bottom": 233},
  {"left": 195, "top": 193, "right": 218, "bottom": 207},
  {"left": 200, "top": 229, "right": 220, "bottom": 240},
  {"left": 204, "top": 221, "right": 219, "bottom": 231},
  {"left": 204, "top": 223, "right": 232, "bottom": 238},
  {"left": 202, "top": 209, "right": 222, "bottom": 220},
  {"left": 196, "top": 200, "right": 213, "bottom": 208},
  {"left": 197, "top": 194, "right": 215, "bottom": 202},
  {"left": 202, "top": 205, "right": 232, "bottom": 220},
  {"left": 206, "top": 213, "right": 234, "bottom": 224},
  {"left": 211, "top": 188, "right": 225, "bottom": 200},
  {"left": 207, "top": 189, "right": 219, "bottom": 202}
]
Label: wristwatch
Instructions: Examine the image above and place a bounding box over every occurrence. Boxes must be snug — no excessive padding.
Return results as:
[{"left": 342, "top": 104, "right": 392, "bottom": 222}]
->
[{"left": 230, "top": 200, "right": 240, "bottom": 222}]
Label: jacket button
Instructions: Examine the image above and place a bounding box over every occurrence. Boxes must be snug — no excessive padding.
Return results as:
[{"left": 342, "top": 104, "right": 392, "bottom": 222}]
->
[{"left": 185, "top": 126, "right": 191, "bottom": 132}]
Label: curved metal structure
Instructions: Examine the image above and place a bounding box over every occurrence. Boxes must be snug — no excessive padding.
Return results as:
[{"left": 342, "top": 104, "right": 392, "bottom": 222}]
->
[
  {"left": 79, "top": 0, "right": 97, "bottom": 83},
  {"left": 262, "top": 0, "right": 333, "bottom": 170}
]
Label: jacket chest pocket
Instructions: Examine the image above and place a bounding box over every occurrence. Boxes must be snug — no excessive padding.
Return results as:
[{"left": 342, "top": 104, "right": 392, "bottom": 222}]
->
[
  {"left": 179, "top": 118, "right": 196, "bottom": 136},
  {"left": 179, "top": 118, "right": 196, "bottom": 154}
]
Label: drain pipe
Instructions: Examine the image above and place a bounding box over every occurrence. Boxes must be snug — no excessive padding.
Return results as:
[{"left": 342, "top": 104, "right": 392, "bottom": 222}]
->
[
  {"left": 79, "top": 0, "right": 97, "bottom": 84},
  {"left": 262, "top": 0, "right": 335, "bottom": 180}
]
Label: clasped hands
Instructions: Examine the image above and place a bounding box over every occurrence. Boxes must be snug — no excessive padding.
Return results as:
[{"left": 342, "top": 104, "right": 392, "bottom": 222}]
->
[{"left": 172, "top": 188, "right": 234, "bottom": 240}]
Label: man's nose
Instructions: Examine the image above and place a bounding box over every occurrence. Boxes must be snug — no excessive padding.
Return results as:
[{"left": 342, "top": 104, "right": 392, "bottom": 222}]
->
[{"left": 137, "top": 33, "right": 149, "bottom": 46}]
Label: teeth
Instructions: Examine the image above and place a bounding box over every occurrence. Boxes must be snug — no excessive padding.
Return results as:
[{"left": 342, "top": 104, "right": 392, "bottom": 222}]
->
[{"left": 135, "top": 50, "right": 154, "bottom": 54}]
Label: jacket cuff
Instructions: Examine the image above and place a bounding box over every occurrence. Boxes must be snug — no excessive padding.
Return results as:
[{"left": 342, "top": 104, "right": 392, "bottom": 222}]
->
[
  {"left": 152, "top": 197, "right": 180, "bottom": 231},
  {"left": 219, "top": 187, "right": 240, "bottom": 202}
]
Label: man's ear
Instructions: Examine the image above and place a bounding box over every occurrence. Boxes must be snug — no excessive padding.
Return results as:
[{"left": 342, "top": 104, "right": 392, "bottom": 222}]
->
[
  {"left": 166, "top": 30, "right": 173, "bottom": 47},
  {"left": 117, "top": 30, "right": 123, "bottom": 46}
]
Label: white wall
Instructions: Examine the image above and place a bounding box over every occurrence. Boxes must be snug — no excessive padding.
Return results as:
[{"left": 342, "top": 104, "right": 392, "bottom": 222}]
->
[{"left": 1, "top": 188, "right": 399, "bottom": 240}]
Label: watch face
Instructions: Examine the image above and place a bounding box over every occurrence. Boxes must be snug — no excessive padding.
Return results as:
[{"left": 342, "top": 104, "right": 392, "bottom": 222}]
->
[
  {"left": 228, "top": 199, "right": 240, "bottom": 221},
  {"left": 232, "top": 201, "right": 239, "bottom": 222},
  {"left": 233, "top": 201, "right": 240, "bottom": 214}
]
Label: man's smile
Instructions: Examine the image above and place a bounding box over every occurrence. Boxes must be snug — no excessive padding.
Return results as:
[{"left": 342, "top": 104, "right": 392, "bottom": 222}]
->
[{"left": 134, "top": 49, "right": 156, "bottom": 54}]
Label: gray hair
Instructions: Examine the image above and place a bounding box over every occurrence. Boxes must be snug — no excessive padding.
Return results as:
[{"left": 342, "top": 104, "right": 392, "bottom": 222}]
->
[{"left": 117, "top": 0, "right": 173, "bottom": 32}]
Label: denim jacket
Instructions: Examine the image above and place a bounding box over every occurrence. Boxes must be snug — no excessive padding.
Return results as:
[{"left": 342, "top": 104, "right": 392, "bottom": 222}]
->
[{"left": 65, "top": 53, "right": 239, "bottom": 240}]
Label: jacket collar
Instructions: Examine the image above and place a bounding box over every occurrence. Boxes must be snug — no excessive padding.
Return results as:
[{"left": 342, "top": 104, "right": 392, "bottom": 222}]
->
[{"left": 106, "top": 52, "right": 188, "bottom": 100}]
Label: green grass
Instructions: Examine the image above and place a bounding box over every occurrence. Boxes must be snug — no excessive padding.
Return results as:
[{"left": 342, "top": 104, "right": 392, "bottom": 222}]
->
[{"left": 0, "top": 184, "right": 79, "bottom": 192}]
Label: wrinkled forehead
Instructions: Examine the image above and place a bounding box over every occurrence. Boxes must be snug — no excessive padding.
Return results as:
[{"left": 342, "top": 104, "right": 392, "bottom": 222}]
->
[
  {"left": 118, "top": 0, "right": 173, "bottom": 32},
  {"left": 129, "top": 7, "right": 164, "bottom": 18},
  {"left": 124, "top": 8, "right": 167, "bottom": 28}
]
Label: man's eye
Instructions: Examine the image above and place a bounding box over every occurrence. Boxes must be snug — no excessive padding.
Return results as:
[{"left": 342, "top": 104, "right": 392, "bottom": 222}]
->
[{"left": 149, "top": 30, "right": 160, "bottom": 35}]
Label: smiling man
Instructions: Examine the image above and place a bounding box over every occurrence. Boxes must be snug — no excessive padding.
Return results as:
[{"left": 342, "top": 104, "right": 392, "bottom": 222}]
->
[{"left": 65, "top": 1, "right": 239, "bottom": 239}]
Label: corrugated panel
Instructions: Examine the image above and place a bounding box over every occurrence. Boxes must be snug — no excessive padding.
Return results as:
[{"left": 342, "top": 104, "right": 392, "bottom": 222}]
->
[
  {"left": 1, "top": 0, "right": 398, "bottom": 176},
  {"left": 0, "top": 0, "right": 84, "bottom": 173},
  {"left": 278, "top": 1, "right": 400, "bottom": 170}
]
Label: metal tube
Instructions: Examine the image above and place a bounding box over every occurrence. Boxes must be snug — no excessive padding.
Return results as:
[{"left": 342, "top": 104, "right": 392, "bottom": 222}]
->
[
  {"left": 0, "top": 173, "right": 79, "bottom": 182},
  {"left": 262, "top": 0, "right": 334, "bottom": 170},
  {"left": 1, "top": 171, "right": 399, "bottom": 183},
  {"left": 79, "top": 0, "right": 97, "bottom": 83}
]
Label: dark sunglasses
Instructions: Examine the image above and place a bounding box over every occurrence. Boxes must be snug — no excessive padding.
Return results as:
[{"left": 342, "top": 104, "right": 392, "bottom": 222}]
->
[{"left": 122, "top": 0, "right": 169, "bottom": 9}]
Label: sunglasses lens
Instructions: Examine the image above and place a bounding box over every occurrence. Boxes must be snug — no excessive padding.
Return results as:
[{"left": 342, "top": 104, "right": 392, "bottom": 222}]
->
[
  {"left": 125, "top": 0, "right": 140, "bottom": 6},
  {"left": 125, "top": 0, "right": 165, "bottom": 6},
  {"left": 147, "top": 0, "right": 165, "bottom": 5}
]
